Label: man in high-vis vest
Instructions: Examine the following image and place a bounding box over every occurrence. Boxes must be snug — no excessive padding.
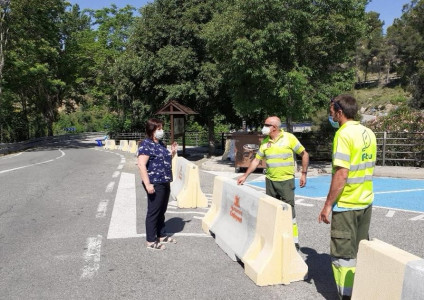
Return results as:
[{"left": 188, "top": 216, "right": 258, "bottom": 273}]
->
[
  {"left": 318, "top": 94, "right": 377, "bottom": 300},
  {"left": 237, "top": 116, "right": 309, "bottom": 250}
]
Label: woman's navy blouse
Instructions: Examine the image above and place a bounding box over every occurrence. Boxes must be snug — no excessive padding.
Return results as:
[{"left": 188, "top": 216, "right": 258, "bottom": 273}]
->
[{"left": 138, "top": 139, "right": 173, "bottom": 183}]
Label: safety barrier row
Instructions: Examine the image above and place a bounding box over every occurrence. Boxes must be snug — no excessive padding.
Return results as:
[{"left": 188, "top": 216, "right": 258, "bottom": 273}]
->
[
  {"left": 352, "top": 239, "right": 423, "bottom": 299},
  {"left": 103, "top": 139, "right": 139, "bottom": 154},
  {"left": 202, "top": 176, "right": 308, "bottom": 286},
  {"left": 170, "top": 155, "right": 208, "bottom": 208}
]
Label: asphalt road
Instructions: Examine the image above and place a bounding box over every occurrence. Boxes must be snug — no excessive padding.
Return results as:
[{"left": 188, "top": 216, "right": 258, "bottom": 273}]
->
[{"left": 0, "top": 135, "right": 423, "bottom": 300}]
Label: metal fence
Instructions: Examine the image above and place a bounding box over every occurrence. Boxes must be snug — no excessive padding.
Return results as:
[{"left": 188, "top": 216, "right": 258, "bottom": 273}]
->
[
  {"left": 221, "top": 131, "right": 424, "bottom": 167},
  {"left": 375, "top": 132, "right": 424, "bottom": 167}
]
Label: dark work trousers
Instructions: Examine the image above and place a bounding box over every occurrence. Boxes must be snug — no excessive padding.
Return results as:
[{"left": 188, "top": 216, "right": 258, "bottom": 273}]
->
[{"left": 143, "top": 182, "right": 171, "bottom": 243}]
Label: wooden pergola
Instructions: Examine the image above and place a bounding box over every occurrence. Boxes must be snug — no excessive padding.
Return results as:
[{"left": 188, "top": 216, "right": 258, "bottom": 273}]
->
[{"left": 155, "top": 100, "right": 198, "bottom": 156}]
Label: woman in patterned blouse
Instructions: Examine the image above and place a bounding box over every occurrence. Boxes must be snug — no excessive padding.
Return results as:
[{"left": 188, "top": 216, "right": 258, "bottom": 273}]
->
[{"left": 138, "top": 118, "right": 178, "bottom": 250}]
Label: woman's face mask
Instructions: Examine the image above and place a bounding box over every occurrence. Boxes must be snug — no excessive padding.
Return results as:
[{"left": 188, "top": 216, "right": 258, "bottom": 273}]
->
[{"left": 154, "top": 129, "right": 164, "bottom": 140}]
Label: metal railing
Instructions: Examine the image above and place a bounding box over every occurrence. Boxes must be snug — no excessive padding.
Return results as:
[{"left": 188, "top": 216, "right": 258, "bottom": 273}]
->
[
  {"left": 221, "top": 131, "right": 424, "bottom": 167},
  {"left": 375, "top": 132, "right": 424, "bottom": 167}
]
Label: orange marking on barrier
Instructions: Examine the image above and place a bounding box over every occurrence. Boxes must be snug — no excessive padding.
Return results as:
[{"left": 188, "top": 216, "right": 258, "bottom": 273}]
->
[
  {"left": 178, "top": 166, "right": 183, "bottom": 180},
  {"left": 230, "top": 195, "right": 242, "bottom": 223}
]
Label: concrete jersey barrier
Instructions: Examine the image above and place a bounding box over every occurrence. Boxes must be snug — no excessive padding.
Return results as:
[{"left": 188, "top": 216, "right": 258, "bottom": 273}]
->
[
  {"left": 128, "top": 140, "right": 138, "bottom": 154},
  {"left": 119, "top": 140, "right": 129, "bottom": 152},
  {"left": 401, "top": 259, "right": 424, "bottom": 299},
  {"left": 203, "top": 176, "right": 308, "bottom": 286},
  {"left": 352, "top": 239, "right": 422, "bottom": 300},
  {"left": 170, "top": 156, "right": 207, "bottom": 208},
  {"left": 208, "top": 177, "right": 262, "bottom": 261}
]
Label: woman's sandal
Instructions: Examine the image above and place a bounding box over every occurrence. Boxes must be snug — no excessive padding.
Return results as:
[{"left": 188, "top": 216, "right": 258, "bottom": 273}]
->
[
  {"left": 146, "top": 241, "right": 165, "bottom": 250},
  {"left": 159, "top": 236, "right": 177, "bottom": 244}
]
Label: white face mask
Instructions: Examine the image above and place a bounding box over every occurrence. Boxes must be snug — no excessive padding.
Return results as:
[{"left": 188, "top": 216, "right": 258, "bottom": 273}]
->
[
  {"left": 261, "top": 126, "right": 271, "bottom": 135},
  {"left": 154, "top": 129, "right": 164, "bottom": 140}
]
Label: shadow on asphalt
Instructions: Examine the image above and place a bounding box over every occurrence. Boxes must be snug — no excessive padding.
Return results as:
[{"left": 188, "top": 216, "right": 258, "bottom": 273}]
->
[
  {"left": 301, "top": 247, "right": 339, "bottom": 300},
  {"left": 165, "top": 217, "right": 191, "bottom": 233}
]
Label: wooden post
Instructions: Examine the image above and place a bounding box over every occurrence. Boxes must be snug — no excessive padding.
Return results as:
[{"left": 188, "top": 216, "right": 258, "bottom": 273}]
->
[{"left": 170, "top": 106, "right": 174, "bottom": 144}]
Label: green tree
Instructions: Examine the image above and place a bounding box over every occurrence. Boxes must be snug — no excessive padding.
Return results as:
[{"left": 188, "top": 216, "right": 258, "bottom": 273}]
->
[
  {"left": 203, "top": 0, "right": 368, "bottom": 131},
  {"left": 387, "top": 0, "right": 424, "bottom": 108},
  {"left": 129, "top": 0, "right": 236, "bottom": 155}
]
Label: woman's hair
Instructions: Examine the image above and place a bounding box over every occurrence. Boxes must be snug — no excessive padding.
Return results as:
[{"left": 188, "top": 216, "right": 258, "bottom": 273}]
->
[{"left": 145, "top": 118, "right": 163, "bottom": 139}]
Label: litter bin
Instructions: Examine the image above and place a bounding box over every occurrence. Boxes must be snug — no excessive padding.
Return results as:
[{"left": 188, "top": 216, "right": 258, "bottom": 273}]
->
[{"left": 232, "top": 132, "right": 266, "bottom": 173}]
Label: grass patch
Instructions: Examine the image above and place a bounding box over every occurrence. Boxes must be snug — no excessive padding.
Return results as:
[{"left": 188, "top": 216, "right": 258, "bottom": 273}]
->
[{"left": 352, "top": 86, "right": 411, "bottom": 107}]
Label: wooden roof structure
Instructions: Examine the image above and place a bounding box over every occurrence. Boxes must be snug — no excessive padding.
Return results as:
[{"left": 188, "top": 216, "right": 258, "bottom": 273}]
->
[{"left": 155, "top": 100, "right": 198, "bottom": 115}]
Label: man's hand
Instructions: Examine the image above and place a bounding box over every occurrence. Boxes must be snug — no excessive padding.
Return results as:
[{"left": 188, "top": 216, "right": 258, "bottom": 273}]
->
[
  {"left": 299, "top": 173, "right": 307, "bottom": 188},
  {"left": 146, "top": 183, "right": 155, "bottom": 194},
  {"left": 318, "top": 204, "right": 332, "bottom": 224},
  {"left": 237, "top": 175, "right": 247, "bottom": 185}
]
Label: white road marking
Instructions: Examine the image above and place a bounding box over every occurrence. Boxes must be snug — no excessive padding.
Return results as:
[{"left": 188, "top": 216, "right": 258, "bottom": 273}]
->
[
  {"left": 112, "top": 171, "right": 120, "bottom": 178},
  {"left": 0, "top": 149, "right": 65, "bottom": 174},
  {"left": 193, "top": 216, "right": 204, "bottom": 220},
  {"left": 295, "top": 199, "right": 314, "bottom": 207},
  {"left": 81, "top": 235, "right": 102, "bottom": 279},
  {"left": 96, "top": 199, "right": 109, "bottom": 218},
  {"left": 410, "top": 214, "right": 424, "bottom": 221},
  {"left": 0, "top": 152, "right": 23, "bottom": 160},
  {"left": 136, "top": 233, "right": 210, "bottom": 238},
  {"left": 120, "top": 159, "right": 126, "bottom": 164},
  {"left": 166, "top": 211, "right": 206, "bottom": 215},
  {"left": 117, "top": 164, "right": 124, "bottom": 170},
  {"left": 105, "top": 182, "right": 115, "bottom": 193},
  {"left": 386, "top": 210, "right": 396, "bottom": 218},
  {"left": 107, "top": 173, "right": 139, "bottom": 239},
  {"left": 375, "top": 189, "right": 424, "bottom": 194}
]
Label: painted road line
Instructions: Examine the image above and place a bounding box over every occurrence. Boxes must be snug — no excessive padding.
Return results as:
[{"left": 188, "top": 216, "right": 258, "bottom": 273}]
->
[
  {"left": 193, "top": 216, "right": 204, "bottom": 220},
  {"left": 376, "top": 189, "right": 424, "bottom": 194},
  {"left": 112, "top": 171, "right": 120, "bottom": 178},
  {"left": 410, "top": 214, "right": 424, "bottom": 221},
  {"left": 0, "top": 149, "right": 65, "bottom": 174},
  {"left": 135, "top": 233, "right": 210, "bottom": 238},
  {"left": 107, "top": 172, "right": 141, "bottom": 239},
  {"left": 105, "top": 182, "right": 115, "bottom": 193},
  {"left": 81, "top": 235, "right": 102, "bottom": 279},
  {"left": 117, "top": 164, "right": 123, "bottom": 170},
  {"left": 386, "top": 210, "right": 396, "bottom": 218},
  {"left": 296, "top": 199, "right": 314, "bottom": 207},
  {"left": 96, "top": 199, "right": 109, "bottom": 218},
  {"left": 166, "top": 211, "right": 206, "bottom": 215},
  {"left": 0, "top": 152, "right": 23, "bottom": 160}
]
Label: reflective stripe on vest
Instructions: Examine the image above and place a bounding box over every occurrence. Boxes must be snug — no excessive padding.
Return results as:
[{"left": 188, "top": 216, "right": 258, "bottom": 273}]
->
[{"left": 331, "top": 257, "right": 356, "bottom": 297}]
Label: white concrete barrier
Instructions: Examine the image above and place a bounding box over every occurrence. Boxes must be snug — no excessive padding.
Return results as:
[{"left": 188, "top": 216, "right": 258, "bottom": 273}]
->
[
  {"left": 401, "top": 259, "right": 424, "bottom": 299},
  {"left": 203, "top": 176, "right": 308, "bottom": 286},
  {"left": 104, "top": 139, "right": 116, "bottom": 150},
  {"left": 128, "top": 140, "right": 138, "bottom": 154},
  {"left": 119, "top": 140, "right": 129, "bottom": 152},
  {"left": 243, "top": 195, "right": 308, "bottom": 285},
  {"left": 352, "top": 239, "right": 422, "bottom": 300},
  {"left": 170, "top": 156, "right": 207, "bottom": 208},
  {"left": 208, "top": 176, "right": 262, "bottom": 261}
]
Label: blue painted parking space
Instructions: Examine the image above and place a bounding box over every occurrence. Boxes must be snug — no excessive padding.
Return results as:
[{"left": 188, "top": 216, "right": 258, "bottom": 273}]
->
[{"left": 248, "top": 176, "right": 424, "bottom": 212}]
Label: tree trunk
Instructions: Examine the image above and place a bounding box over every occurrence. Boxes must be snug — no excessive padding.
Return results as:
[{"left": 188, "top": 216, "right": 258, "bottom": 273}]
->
[{"left": 207, "top": 117, "right": 215, "bottom": 157}]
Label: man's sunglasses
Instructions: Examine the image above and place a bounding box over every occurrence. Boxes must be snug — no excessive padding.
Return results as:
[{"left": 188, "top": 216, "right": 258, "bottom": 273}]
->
[
  {"left": 330, "top": 98, "right": 344, "bottom": 112},
  {"left": 263, "top": 124, "right": 274, "bottom": 127}
]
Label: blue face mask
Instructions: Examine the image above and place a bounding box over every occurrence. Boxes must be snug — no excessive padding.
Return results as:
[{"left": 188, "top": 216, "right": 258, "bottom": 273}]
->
[{"left": 328, "top": 116, "right": 340, "bottom": 128}]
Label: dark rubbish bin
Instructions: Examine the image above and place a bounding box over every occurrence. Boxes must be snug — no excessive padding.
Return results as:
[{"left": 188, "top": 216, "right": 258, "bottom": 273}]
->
[{"left": 233, "top": 133, "right": 266, "bottom": 173}]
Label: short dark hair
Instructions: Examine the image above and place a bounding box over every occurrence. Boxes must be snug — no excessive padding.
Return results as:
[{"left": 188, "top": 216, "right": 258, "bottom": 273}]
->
[
  {"left": 333, "top": 94, "right": 358, "bottom": 119},
  {"left": 145, "top": 118, "right": 163, "bottom": 139}
]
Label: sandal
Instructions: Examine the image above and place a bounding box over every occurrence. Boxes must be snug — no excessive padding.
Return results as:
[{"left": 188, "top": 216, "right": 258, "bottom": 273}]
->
[
  {"left": 146, "top": 241, "right": 165, "bottom": 250},
  {"left": 159, "top": 236, "right": 177, "bottom": 244}
]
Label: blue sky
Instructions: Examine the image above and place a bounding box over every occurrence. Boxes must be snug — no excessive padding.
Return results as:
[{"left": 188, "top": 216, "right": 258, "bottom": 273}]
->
[{"left": 69, "top": 0, "right": 409, "bottom": 33}]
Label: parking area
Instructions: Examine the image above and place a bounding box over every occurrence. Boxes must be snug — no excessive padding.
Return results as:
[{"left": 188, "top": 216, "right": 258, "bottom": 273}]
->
[{"left": 247, "top": 175, "right": 424, "bottom": 212}]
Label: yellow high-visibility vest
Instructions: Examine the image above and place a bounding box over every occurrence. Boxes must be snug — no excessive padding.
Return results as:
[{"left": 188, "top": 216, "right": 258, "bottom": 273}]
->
[
  {"left": 332, "top": 121, "right": 377, "bottom": 208},
  {"left": 256, "top": 130, "right": 305, "bottom": 181}
]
